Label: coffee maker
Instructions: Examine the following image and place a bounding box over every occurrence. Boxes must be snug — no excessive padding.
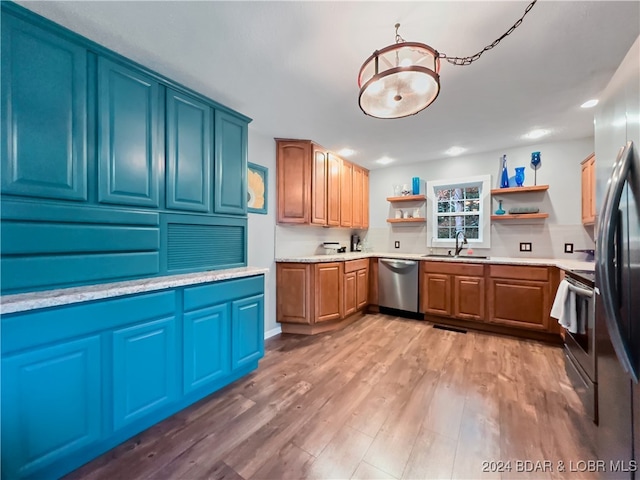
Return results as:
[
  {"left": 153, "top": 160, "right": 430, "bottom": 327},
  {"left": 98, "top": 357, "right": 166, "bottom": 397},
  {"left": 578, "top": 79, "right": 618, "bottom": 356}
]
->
[{"left": 350, "top": 234, "right": 360, "bottom": 252}]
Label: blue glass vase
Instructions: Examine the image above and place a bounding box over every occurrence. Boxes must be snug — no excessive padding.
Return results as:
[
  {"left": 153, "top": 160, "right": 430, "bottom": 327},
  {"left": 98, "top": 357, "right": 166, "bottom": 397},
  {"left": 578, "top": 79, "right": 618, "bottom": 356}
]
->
[
  {"left": 495, "top": 200, "right": 505, "bottom": 215},
  {"left": 500, "top": 155, "right": 509, "bottom": 188},
  {"left": 515, "top": 167, "right": 525, "bottom": 187}
]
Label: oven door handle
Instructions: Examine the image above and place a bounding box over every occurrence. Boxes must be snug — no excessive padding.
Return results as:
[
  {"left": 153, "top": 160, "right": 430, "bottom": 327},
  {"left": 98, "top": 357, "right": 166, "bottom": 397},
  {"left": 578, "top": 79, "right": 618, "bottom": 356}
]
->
[{"left": 566, "top": 282, "right": 593, "bottom": 298}]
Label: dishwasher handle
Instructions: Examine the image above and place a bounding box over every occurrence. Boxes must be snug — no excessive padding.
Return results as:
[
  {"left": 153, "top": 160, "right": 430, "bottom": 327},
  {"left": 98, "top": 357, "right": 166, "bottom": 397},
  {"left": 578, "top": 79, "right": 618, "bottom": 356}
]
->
[{"left": 380, "top": 258, "right": 418, "bottom": 271}]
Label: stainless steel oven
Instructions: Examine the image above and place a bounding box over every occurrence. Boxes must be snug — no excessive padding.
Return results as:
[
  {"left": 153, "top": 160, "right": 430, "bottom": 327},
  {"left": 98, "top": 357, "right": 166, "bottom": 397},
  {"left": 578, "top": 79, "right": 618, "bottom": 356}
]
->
[{"left": 562, "top": 269, "right": 597, "bottom": 423}]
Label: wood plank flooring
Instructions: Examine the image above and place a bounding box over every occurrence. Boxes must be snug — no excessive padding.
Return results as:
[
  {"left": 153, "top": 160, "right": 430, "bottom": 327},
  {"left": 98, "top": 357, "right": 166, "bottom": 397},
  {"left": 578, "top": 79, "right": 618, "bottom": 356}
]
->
[{"left": 65, "top": 314, "right": 599, "bottom": 480}]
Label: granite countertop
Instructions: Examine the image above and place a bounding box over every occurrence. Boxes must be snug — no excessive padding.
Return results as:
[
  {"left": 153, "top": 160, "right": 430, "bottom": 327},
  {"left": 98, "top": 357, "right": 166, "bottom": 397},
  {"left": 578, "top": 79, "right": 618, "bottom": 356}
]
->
[
  {"left": 275, "top": 252, "right": 595, "bottom": 273},
  {"left": 1, "top": 266, "right": 269, "bottom": 315}
]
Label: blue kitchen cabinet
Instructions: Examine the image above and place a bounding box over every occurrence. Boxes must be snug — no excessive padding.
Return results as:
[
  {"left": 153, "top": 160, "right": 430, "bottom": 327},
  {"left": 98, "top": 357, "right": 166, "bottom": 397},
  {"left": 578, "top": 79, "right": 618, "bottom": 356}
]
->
[
  {"left": 112, "top": 316, "right": 179, "bottom": 430},
  {"left": 1, "top": 275, "right": 264, "bottom": 479},
  {"left": 1, "top": 14, "right": 87, "bottom": 202},
  {"left": 97, "top": 57, "right": 160, "bottom": 208},
  {"left": 183, "top": 303, "right": 231, "bottom": 394},
  {"left": 1, "top": 336, "right": 102, "bottom": 479},
  {"left": 214, "top": 110, "right": 248, "bottom": 215},
  {"left": 232, "top": 294, "right": 265, "bottom": 370},
  {"left": 166, "top": 89, "right": 213, "bottom": 213}
]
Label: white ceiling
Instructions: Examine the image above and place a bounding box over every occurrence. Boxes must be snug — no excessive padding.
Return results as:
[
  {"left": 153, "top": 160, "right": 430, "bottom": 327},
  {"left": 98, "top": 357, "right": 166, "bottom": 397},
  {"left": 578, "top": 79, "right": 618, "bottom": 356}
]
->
[{"left": 17, "top": 1, "right": 640, "bottom": 169}]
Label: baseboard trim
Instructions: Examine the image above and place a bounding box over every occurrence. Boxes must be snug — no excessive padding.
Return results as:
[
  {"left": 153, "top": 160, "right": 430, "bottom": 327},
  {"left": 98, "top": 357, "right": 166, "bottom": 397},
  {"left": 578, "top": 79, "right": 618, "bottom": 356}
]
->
[{"left": 264, "top": 325, "right": 282, "bottom": 339}]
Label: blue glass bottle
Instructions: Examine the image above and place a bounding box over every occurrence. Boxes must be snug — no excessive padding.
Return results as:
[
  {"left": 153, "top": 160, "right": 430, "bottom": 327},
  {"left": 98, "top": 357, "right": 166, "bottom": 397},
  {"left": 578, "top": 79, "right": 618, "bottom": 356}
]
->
[
  {"left": 495, "top": 200, "right": 506, "bottom": 215},
  {"left": 500, "top": 155, "right": 509, "bottom": 188}
]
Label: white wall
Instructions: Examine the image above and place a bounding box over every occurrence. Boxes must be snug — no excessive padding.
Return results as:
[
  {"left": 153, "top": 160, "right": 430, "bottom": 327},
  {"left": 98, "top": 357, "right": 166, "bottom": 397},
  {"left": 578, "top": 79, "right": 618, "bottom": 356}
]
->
[
  {"left": 246, "top": 129, "right": 278, "bottom": 337},
  {"left": 366, "top": 137, "right": 596, "bottom": 259}
]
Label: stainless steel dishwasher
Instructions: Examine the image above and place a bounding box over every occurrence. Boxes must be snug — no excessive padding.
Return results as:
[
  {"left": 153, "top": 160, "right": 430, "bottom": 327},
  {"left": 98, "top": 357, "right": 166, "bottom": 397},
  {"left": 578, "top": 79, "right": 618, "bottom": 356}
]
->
[{"left": 378, "top": 258, "right": 419, "bottom": 313}]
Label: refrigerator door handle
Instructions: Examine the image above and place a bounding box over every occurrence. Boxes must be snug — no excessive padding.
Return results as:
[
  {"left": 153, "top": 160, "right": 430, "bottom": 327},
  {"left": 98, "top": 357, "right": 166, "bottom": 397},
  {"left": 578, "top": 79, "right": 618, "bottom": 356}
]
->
[{"left": 596, "top": 141, "right": 638, "bottom": 382}]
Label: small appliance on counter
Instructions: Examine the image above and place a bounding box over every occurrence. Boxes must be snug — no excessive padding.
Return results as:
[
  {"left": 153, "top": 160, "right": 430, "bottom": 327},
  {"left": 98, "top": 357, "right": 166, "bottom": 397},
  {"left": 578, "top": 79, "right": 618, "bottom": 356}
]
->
[
  {"left": 322, "top": 242, "right": 341, "bottom": 254},
  {"left": 350, "top": 234, "right": 361, "bottom": 252}
]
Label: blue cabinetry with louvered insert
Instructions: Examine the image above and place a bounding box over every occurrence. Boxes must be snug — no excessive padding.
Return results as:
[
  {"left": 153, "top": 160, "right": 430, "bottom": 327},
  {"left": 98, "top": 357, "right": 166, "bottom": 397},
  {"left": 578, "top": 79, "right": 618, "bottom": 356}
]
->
[{"left": 0, "top": 2, "right": 251, "bottom": 294}]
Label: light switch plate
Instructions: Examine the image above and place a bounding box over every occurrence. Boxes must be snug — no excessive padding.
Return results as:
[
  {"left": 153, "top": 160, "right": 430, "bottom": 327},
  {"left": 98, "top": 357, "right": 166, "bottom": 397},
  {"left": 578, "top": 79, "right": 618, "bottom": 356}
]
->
[
  {"left": 520, "top": 242, "right": 532, "bottom": 252},
  {"left": 564, "top": 243, "right": 574, "bottom": 253}
]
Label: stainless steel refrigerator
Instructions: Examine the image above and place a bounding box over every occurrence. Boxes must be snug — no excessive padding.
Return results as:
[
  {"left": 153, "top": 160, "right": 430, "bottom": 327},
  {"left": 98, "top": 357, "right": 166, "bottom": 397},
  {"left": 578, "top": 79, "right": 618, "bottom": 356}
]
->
[{"left": 595, "top": 35, "right": 640, "bottom": 478}]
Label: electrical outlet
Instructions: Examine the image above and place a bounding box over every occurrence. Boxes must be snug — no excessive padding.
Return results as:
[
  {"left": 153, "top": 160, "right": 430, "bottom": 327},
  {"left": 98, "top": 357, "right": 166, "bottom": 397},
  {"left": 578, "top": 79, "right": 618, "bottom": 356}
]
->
[
  {"left": 519, "top": 242, "right": 532, "bottom": 252},
  {"left": 564, "top": 243, "right": 574, "bottom": 253},
  {"left": 394, "top": 241, "right": 400, "bottom": 249}
]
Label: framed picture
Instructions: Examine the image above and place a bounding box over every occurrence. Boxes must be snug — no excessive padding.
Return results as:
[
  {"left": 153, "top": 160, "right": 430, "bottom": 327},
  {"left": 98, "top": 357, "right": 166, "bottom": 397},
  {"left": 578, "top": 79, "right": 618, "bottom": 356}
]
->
[{"left": 247, "top": 162, "right": 268, "bottom": 214}]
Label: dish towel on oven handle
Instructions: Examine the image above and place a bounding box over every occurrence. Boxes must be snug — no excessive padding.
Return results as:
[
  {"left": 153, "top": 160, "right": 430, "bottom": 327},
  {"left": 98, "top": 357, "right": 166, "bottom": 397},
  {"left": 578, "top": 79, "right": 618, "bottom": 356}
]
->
[{"left": 550, "top": 279, "right": 580, "bottom": 334}]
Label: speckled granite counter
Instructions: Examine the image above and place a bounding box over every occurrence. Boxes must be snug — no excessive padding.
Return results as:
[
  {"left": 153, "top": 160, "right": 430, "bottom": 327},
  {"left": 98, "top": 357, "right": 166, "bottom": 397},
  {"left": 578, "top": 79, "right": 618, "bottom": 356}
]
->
[
  {"left": 1, "top": 266, "right": 269, "bottom": 315},
  {"left": 275, "top": 252, "right": 595, "bottom": 273}
]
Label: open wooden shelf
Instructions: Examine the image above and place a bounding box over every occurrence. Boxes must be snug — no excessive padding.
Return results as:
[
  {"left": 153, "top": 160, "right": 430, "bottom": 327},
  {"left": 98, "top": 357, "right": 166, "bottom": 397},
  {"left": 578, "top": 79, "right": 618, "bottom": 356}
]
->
[
  {"left": 491, "top": 213, "right": 549, "bottom": 220},
  {"left": 387, "top": 217, "right": 426, "bottom": 223},
  {"left": 386, "top": 195, "right": 426, "bottom": 202},
  {"left": 490, "top": 185, "right": 549, "bottom": 195}
]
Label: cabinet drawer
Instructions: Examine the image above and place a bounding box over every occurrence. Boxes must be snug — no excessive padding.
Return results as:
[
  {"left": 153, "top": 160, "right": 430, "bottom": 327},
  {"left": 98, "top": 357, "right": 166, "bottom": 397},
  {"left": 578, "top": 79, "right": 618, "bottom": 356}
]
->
[
  {"left": 344, "top": 258, "right": 368, "bottom": 273},
  {"left": 489, "top": 264, "right": 549, "bottom": 281},
  {"left": 423, "top": 261, "right": 484, "bottom": 276}
]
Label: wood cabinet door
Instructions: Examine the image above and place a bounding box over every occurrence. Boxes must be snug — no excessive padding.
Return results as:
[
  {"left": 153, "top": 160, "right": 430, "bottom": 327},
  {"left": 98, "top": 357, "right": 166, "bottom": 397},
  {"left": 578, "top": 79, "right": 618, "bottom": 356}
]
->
[
  {"left": 276, "top": 263, "right": 312, "bottom": 324},
  {"left": 214, "top": 110, "right": 247, "bottom": 215},
  {"left": 166, "top": 89, "right": 212, "bottom": 213},
  {"left": 327, "top": 153, "right": 341, "bottom": 226},
  {"left": 276, "top": 140, "right": 311, "bottom": 224},
  {"left": 98, "top": 58, "right": 160, "bottom": 208},
  {"left": 488, "top": 278, "right": 550, "bottom": 330},
  {"left": 581, "top": 154, "right": 596, "bottom": 224},
  {"left": 315, "top": 262, "right": 342, "bottom": 322},
  {"left": 421, "top": 272, "right": 452, "bottom": 316},
  {"left": 311, "top": 146, "right": 327, "bottom": 225},
  {"left": 362, "top": 169, "right": 370, "bottom": 229},
  {"left": 344, "top": 271, "right": 357, "bottom": 317},
  {"left": 1, "top": 15, "right": 88, "bottom": 202},
  {"left": 453, "top": 275, "right": 485, "bottom": 320},
  {"left": 352, "top": 166, "right": 364, "bottom": 228},
  {"left": 356, "top": 268, "right": 368, "bottom": 310},
  {"left": 340, "top": 160, "right": 353, "bottom": 227}
]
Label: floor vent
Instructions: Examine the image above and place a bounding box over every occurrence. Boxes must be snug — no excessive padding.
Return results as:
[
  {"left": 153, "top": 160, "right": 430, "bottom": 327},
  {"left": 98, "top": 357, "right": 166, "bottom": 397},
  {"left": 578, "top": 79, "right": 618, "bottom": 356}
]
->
[{"left": 433, "top": 324, "right": 467, "bottom": 334}]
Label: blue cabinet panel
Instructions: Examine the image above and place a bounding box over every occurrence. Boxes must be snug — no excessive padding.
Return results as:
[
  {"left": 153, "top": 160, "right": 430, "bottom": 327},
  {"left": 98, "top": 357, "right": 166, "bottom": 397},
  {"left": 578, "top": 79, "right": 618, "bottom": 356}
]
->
[
  {"left": 183, "top": 303, "right": 230, "bottom": 394},
  {"left": 214, "top": 110, "right": 247, "bottom": 215},
  {"left": 166, "top": 89, "right": 212, "bottom": 213},
  {"left": 183, "top": 275, "right": 263, "bottom": 311},
  {"left": 112, "top": 316, "right": 178, "bottom": 430},
  {"left": 231, "top": 294, "right": 265, "bottom": 370},
  {"left": 1, "top": 336, "right": 102, "bottom": 479},
  {"left": 98, "top": 58, "right": 160, "bottom": 207},
  {"left": 1, "top": 14, "right": 87, "bottom": 201}
]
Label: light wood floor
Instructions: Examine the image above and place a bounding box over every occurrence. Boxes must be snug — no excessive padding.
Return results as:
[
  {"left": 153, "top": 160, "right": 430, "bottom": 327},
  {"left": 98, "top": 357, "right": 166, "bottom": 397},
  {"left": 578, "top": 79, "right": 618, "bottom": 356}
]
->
[{"left": 65, "top": 314, "right": 599, "bottom": 480}]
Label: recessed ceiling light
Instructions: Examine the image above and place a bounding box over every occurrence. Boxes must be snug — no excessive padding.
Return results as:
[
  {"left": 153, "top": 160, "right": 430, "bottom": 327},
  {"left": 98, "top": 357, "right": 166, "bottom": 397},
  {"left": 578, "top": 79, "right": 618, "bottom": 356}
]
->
[
  {"left": 338, "top": 148, "right": 355, "bottom": 157},
  {"left": 523, "top": 129, "right": 550, "bottom": 140},
  {"left": 581, "top": 99, "right": 599, "bottom": 109},
  {"left": 445, "top": 146, "right": 467, "bottom": 156},
  {"left": 376, "top": 156, "right": 394, "bottom": 165}
]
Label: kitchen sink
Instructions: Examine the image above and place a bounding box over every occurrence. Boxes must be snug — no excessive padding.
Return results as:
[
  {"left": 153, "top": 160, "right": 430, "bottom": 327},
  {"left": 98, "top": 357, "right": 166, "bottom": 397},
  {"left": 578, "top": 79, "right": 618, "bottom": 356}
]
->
[{"left": 422, "top": 254, "right": 489, "bottom": 259}]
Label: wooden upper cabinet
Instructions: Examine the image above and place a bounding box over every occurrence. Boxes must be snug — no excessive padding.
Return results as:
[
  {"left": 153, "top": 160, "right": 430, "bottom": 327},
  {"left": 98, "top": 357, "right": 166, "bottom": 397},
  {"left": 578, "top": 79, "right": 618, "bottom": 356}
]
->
[
  {"left": 581, "top": 153, "right": 596, "bottom": 225},
  {"left": 340, "top": 160, "right": 353, "bottom": 227},
  {"left": 362, "top": 169, "right": 370, "bottom": 229},
  {"left": 352, "top": 166, "right": 364, "bottom": 228},
  {"left": 311, "top": 146, "right": 328, "bottom": 225},
  {"left": 327, "top": 153, "right": 341, "bottom": 226},
  {"left": 276, "top": 140, "right": 312, "bottom": 224}
]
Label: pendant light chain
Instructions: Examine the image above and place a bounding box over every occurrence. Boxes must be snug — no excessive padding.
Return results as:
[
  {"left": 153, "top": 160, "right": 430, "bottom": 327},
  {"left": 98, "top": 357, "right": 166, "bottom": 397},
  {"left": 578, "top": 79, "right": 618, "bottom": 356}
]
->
[{"left": 438, "top": 0, "right": 538, "bottom": 66}]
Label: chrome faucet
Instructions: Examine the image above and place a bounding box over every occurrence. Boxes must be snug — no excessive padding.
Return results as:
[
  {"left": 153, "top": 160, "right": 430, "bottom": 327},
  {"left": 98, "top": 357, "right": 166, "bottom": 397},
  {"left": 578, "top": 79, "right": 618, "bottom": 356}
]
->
[{"left": 454, "top": 231, "right": 467, "bottom": 257}]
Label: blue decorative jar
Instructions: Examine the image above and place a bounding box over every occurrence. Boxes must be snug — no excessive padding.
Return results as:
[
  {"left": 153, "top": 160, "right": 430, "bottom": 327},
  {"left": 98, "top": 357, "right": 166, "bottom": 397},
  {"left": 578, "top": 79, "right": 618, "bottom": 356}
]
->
[
  {"left": 495, "top": 200, "right": 506, "bottom": 215},
  {"left": 500, "top": 155, "right": 509, "bottom": 188},
  {"left": 515, "top": 167, "right": 525, "bottom": 187}
]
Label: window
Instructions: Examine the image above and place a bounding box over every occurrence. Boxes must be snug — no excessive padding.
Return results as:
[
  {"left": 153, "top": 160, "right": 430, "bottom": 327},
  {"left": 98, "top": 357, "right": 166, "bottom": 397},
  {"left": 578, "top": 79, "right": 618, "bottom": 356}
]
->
[{"left": 427, "top": 175, "right": 491, "bottom": 248}]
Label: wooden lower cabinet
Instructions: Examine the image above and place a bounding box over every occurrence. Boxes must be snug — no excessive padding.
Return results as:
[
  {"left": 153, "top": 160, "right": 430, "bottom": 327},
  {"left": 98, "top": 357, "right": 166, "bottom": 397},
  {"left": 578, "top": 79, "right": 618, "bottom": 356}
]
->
[
  {"left": 420, "top": 261, "right": 560, "bottom": 341},
  {"left": 276, "top": 260, "right": 369, "bottom": 334}
]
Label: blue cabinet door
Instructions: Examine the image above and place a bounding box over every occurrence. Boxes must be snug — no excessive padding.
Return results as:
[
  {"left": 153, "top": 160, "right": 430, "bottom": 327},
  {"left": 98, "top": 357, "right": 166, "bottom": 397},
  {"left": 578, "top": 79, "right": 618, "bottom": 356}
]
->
[
  {"left": 231, "top": 294, "right": 264, "bottom": 370},
  {"left": 1, "top": 14, "right": 87, "bottom": 201},
  {"left": 98, "top": 58, "right": 160, "bottom": 207},
  {"left": 166, "top": 89, "right": 212, "bottom": 213},
  {"left": 1, "top": 336, "right": 102, "bottom": 479},
  {"left": 183, "top": 303, "right": 231, "bottom": 394},
  {"left": 214, "top": 110, "right": 248, "bottom": 215},
  {"left": 112, "top": 316, "right": 178, "bottom": 430}
]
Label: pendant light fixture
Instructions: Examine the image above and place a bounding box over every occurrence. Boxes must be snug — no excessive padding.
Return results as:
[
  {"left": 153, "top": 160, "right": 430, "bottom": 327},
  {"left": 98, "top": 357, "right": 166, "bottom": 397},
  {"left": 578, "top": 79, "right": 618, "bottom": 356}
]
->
[{"left": 357, "top": 0, "right": 538, "bottom": 119}]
